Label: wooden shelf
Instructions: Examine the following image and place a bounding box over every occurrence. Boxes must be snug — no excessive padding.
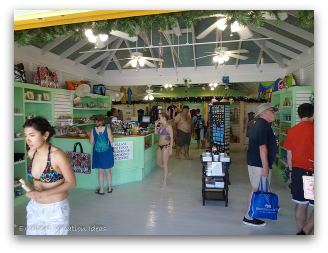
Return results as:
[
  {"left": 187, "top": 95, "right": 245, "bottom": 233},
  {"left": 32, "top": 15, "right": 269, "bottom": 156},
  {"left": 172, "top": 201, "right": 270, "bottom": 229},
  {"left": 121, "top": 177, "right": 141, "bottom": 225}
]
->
[
  {"left": 14, "top": 137, "right": 25, "bottom": 141},
  {"left": 14, "top": 113, "right": 24, "bottom": 116},
  {"left": 73, "top": 107, "right": 110, "bottom": 111},
  {"left": 14, "top": 160, "right": 25, "bottom": 165},
  {"left": 73, "top": 122, "right": 96, "bottom": 126},
  {"left": 25, "top": 100, "right": 51, "bottom": 104}
]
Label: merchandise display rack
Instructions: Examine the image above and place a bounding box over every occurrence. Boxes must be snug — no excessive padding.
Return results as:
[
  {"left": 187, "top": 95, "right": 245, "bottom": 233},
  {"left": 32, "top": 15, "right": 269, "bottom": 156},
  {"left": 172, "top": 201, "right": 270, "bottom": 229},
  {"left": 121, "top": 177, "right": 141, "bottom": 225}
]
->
[
  {"left": 200, "top": 157, "right": 230, "bottom": 207},
  {"left": 13, "top": 82, "right": 111, "bottom": 206},
  {"left": 271, "top": 85, "right": 314, "bottom": 182},
  {"left": 208, "top": 102, "right": 231, "bottom": 154}
]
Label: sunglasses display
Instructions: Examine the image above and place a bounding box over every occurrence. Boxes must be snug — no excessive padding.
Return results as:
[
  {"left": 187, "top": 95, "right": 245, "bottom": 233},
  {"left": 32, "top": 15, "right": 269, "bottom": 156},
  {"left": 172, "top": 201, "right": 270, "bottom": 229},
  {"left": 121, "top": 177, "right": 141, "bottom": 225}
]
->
[{"left": 209, "top": 102, "right": 230, "bottom": 154}]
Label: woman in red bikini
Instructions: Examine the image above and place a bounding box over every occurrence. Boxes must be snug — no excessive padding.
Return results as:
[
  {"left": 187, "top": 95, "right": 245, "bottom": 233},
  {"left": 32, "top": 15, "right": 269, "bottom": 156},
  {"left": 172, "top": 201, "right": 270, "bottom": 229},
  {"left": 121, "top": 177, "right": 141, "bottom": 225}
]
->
[
  {"left": 155, "top": 112, "right": 174, "bottom": 188},
  {"left": 24, "top": 116, "right": 76, "bottom": 235}
]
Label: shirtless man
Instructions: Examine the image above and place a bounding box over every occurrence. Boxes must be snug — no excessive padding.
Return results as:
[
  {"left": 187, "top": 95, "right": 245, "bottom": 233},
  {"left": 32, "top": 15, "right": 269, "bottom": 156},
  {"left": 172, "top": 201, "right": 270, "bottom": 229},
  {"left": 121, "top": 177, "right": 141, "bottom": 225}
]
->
[{"left": 174, "top": 105, "right": 193, "bottom": 159}]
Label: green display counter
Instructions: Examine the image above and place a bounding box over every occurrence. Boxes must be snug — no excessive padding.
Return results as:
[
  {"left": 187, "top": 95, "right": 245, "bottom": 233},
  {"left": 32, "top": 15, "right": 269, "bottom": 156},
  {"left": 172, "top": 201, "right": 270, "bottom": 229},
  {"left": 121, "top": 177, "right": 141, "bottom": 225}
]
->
[{"left": 52, "top": 133, "right": 158, "bottom": 189}]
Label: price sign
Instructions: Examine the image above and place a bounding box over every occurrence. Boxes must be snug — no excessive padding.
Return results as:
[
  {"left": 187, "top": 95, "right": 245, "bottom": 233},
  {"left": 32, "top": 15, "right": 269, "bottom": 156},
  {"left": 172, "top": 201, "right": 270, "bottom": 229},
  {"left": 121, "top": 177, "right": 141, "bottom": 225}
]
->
[{"left": 112, "top": 141, "right": 133, "bottom": 161}]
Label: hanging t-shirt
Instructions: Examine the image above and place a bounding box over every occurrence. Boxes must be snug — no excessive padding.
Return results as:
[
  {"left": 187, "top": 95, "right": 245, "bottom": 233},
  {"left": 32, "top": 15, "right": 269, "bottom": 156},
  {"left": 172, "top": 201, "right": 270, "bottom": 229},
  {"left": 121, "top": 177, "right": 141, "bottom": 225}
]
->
[
  {"left": 127, "top": 88, "right": 132, "bottom": 105},
  {"left": 151, "top": 106, "right": 159, "bottom": 123},
  {"left": 137, "top": 109, "right": 144, "bottom": 123}
]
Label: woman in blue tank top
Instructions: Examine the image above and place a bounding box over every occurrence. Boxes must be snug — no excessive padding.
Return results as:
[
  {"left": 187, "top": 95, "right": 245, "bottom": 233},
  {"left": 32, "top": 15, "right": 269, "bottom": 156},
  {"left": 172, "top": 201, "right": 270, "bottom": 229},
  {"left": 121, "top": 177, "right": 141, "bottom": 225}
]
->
[{"left": 89, "top": 115, "right": 114, "bottom": 195}]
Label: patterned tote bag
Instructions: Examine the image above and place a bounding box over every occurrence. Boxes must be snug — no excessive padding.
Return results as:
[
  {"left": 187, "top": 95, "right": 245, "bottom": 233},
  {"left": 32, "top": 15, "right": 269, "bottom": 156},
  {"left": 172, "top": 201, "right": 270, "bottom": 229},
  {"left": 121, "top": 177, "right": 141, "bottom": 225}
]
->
[{"left": 66, "top": 142, "right": 91, "bottom": 174}]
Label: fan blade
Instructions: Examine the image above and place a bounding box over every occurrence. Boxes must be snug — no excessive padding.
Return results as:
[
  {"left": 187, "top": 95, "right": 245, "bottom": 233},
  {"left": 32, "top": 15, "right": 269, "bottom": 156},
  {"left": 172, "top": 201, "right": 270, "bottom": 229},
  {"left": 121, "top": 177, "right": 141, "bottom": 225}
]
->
[
  {"left": 123, "top": 60, "right": 132, "bottom": 68},
  {"left": 226, "top": 53, "right": 248, "bottom": 60},
  {"left": 192, "top": 54, "right": 217, "bottom": 60},
  {"left": 143, "top": 57, "right": 164, "bottom": 62},
  {"left": 226, "top": 49, "right": 249, "bottom": 54},
  {"left": 110, "top": 30, "right": 138, "bottom": 42},
  {"left": 143, "top": 60, "right": 156, "bottom": 68},
  {"left": 114, "top": 57, "right": 133, "bottom": 61},
  {"left": 196, "top": 21, "right": 219, "bottom": 39}
]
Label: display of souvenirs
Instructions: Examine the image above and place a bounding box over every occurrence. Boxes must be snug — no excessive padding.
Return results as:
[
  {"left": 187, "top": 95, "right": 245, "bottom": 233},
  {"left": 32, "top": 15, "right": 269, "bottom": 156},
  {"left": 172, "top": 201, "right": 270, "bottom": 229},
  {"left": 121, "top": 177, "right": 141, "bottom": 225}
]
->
[
  {"left": 14, "top": 63, "right": 26, "bottom": 82},
  {"left": 32, "top": 66, "right": 59, "bottom": 88}
]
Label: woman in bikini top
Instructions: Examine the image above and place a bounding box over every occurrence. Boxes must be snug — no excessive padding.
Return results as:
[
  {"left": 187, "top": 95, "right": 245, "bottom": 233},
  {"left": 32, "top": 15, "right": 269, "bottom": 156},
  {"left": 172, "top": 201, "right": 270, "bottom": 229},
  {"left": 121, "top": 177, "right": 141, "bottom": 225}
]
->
[
  {"left": 24, "top": 117, "right": 76, "bottom": 204},
  {"left": 155, "top": 113, "right": 174, "bottom": 187}
]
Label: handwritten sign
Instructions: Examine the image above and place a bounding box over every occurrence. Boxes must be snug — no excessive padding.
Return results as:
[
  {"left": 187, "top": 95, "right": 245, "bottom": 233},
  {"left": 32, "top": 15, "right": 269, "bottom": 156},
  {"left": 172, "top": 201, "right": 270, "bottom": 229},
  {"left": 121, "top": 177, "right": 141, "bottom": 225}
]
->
[{"left": 112, "top": 141, "right": 133, "bottom": 161}]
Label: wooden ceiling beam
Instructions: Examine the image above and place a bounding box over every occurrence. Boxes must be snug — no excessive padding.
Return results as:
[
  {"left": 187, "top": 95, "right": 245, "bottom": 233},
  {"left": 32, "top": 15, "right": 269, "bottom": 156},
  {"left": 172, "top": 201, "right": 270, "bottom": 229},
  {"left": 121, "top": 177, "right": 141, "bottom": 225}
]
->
[
  {"left": 253, "top": 39, "right": 286, "bottom": 68},
  {"left": 265, "top": 20, "right": 314, "bottom": 43},
  {"left": 88, "top": 38, "right": 123, "bottom": 68},
  {"left": 249, "top": 25, "right": 309, "bottom": 52}
]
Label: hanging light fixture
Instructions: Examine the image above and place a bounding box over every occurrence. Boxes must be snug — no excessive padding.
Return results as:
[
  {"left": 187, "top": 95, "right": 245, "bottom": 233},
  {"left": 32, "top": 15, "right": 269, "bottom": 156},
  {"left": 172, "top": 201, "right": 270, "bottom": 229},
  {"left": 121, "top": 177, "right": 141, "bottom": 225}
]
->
[
  {"left": 230, "top": 21, "right": 241, "bottom": 33},
  {"left": 216, "top": 18, "right": 227, "bottom": 31},
  {"left": 84, "top": 29, "right": 109, "bottom": 49},
  {"left": 144, "top": 94, "right": 154, "bottom": 101},
  {"left": 213, "top": 52, "right": 230, "bottom": 64}
]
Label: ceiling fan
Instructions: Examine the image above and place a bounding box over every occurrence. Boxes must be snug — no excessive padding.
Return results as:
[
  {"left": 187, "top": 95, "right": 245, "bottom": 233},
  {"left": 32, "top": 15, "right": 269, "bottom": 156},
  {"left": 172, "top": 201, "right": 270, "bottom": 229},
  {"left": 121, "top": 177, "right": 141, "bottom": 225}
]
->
[
  {"left": 121, "top": 52, "right": 164, "bottom": 69},
  {"left": 143, "top": 85, "right": 161, "bottom": 100},
  {"left": 193, "top": 47, "right": 248, "bottom": 64},
  {"left": 197, "top": 12, "right": 288, "bottom": 40},
  {"left": 196, "top": 17, "right": 253, "bottom": 40}
]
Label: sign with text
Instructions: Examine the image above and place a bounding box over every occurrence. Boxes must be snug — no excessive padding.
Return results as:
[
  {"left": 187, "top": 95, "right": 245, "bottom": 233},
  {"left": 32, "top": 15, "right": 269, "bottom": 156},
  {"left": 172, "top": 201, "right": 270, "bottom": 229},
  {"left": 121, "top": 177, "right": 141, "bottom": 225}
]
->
[{"left": 112, "top": 141, "right": 133, "bottom": 161}]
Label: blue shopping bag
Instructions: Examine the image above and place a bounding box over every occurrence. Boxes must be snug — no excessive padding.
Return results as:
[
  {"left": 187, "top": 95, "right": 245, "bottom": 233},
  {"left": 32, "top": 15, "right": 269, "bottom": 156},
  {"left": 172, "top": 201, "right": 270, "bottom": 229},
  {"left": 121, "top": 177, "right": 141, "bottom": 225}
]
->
[{"left": 248, "top": 177, "right": 279, "bottom": 220}]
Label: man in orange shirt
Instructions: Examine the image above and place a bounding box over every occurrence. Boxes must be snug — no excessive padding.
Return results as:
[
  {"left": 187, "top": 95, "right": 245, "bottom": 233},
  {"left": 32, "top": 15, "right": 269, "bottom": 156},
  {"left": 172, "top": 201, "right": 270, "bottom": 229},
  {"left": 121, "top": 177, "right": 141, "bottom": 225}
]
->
[{"left": 283, "top": 103, "right": 314, "bottom": 235}]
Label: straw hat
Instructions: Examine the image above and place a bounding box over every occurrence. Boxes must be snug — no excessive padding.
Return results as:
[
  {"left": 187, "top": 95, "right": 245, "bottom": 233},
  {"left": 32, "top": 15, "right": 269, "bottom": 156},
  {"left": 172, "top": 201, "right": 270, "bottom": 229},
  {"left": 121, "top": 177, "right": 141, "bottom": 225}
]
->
[{"left": 255, "top": 103, "right": 278, "bottom": 117}]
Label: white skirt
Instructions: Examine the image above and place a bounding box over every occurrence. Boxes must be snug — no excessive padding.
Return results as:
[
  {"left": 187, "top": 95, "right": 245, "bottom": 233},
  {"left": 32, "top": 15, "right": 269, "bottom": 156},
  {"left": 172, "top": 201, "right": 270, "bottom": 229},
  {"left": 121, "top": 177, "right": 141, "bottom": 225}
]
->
[{"left": 26, "top": 198, "right": 70, "bottom": 235}]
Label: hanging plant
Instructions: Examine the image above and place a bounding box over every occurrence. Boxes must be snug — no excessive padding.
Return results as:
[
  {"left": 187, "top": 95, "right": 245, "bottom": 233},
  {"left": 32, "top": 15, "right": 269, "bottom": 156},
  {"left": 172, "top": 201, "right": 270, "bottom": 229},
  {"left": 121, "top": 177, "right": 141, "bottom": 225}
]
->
[
  {"left": 112, "top": 95, "right": 267, "bottom": 105},
  {"left": 14, "top": 10, "right": 314, "bottom": 46}
]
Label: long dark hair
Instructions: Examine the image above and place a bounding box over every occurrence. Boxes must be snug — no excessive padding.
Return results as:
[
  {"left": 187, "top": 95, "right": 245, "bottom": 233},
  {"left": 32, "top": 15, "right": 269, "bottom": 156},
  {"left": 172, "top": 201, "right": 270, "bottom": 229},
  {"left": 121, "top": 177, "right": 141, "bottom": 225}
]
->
[{"left": 23, "top": 116, "right": 55, "bottom": 141}]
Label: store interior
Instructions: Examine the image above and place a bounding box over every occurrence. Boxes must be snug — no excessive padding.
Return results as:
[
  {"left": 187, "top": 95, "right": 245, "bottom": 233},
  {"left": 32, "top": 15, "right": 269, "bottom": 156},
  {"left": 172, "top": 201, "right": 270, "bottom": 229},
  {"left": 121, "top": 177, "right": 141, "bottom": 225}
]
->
[{"left": 13, "top": 10, "right": 314, "bottom": 235}]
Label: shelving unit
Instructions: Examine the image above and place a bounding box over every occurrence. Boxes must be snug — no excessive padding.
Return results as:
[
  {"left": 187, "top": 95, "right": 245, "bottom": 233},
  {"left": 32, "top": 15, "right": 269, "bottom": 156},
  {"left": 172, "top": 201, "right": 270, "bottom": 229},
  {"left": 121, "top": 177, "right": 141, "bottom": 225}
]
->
[
  {"left": 13, "top": 82, "right": 72, "bottom": 205},
  {"left": 25, "top": 100, "right": 52, "bottom": 104},
  {"left": 208, "top": 102, "right": 231, "bottom": 153},
  {"left": 72, "top": 95, "right": 111, "bottom": 132},
  {"left": 271, "top": 85, "right": 314, "bottom": 182},
  {"left": 200, "top": 158, "right": 230, "bottom": 207},
  {"left": 73, "top": 108, "right": 110, "bottom": 111},
  {"left": 14, "top": 160, "right": 26, "bottom": 166}
]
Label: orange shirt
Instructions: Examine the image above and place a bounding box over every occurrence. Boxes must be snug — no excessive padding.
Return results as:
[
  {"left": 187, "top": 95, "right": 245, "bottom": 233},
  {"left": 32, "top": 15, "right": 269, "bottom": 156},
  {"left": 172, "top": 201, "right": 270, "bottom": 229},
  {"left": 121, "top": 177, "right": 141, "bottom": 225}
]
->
[{"left": 283, "top": 121, "right": 314, "bottom": 171}]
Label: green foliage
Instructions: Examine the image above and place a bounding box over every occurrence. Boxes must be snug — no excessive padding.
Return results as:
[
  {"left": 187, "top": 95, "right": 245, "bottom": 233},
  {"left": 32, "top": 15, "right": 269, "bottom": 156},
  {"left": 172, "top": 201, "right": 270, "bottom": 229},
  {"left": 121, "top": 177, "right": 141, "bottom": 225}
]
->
[
  {"left": 14, "top": 10, "right": 314, "bottom": 46},
  {"left": 297, "top": 10, "right": 314, "bottom": 29}
]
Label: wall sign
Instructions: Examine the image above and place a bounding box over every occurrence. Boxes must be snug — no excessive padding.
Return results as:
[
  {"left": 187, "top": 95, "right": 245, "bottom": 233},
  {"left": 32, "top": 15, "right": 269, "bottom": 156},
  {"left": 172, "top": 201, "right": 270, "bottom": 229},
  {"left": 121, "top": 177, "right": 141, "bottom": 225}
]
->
[{"left": 112, "top": 141, "right": 133, "bottom": 161}]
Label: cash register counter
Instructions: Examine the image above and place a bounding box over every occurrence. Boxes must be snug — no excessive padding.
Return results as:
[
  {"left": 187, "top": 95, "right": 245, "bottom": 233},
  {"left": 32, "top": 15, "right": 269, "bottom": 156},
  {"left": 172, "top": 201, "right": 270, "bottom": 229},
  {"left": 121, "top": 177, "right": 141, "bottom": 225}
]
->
[{"left": 53, "top": 133, "right": 159, "bottom": 189}]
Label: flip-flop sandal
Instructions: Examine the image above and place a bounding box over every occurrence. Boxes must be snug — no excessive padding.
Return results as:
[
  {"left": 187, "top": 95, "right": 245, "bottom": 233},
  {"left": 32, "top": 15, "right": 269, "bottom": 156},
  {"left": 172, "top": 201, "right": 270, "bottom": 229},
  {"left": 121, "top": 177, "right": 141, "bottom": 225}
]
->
[
  {"left": 108, "top": 188, "right": 113, "bottom": 193},
  {"left": 95, "top": 189, "right": 105, "bottom": 195}
]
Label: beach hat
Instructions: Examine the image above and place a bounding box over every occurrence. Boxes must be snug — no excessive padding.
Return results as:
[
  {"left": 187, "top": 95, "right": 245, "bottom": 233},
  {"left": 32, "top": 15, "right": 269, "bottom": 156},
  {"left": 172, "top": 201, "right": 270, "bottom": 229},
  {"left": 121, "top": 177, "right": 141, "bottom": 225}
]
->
[{"left": 255, "top": 103, "right": 278, "bottom": 117}]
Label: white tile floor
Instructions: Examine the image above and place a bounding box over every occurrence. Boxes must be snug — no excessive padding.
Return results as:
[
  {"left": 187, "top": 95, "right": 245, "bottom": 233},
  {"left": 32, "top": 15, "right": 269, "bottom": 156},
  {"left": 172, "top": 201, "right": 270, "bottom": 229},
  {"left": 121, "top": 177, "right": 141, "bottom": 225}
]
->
[{"left": 14, "top": 144, "right": 299, "bottom": 235}]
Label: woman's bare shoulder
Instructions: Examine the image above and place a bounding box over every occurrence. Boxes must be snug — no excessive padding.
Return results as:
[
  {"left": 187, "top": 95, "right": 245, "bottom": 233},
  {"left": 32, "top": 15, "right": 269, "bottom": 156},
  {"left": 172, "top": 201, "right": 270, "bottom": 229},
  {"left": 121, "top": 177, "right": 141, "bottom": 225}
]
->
[{"left": 50, "top": 145, "right": 66, "bottom": 159}]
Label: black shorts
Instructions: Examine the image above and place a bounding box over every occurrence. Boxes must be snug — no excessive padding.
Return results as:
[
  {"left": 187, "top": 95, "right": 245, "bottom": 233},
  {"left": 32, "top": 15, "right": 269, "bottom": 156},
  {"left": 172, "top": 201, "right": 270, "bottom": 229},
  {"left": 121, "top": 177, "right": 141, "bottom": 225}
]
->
[
  {"left": 291, "top": 167, "right": 314, "bottom": 206},
  {"left": 176, "top": 129, "right": 191, "bottom": 146}
]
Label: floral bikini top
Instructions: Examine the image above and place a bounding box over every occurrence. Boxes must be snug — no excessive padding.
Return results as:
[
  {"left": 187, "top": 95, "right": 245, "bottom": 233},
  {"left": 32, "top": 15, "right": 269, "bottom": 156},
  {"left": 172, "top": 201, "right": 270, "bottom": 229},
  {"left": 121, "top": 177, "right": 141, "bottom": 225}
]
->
[{"left": 27, "top": 144, "right": 64, "bottom": 183}]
